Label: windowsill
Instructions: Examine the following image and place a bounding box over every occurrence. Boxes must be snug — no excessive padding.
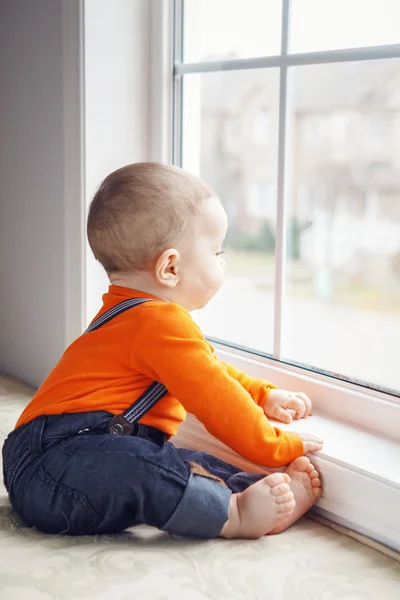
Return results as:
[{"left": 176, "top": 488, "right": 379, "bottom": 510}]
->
[
  {"left": 277, "top": 414, "right": 400, "bottom": 487},
  {"left": 173, "top": 409, "right": 400, "bottom": 552},
  {"left": 213, "top": 345, "right": 400, "bottom": 443}
]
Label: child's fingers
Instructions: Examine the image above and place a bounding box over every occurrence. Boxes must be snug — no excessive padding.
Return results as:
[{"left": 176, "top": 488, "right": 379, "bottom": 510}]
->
[
  {"left": 303, "top": 440, "right": 324, "bottom": 454},
  {"left": 287, "top": 396, "right": 307, "bottom": 419},
  {"left": 273, "top": 406, "right": 293, "bottom": 424},
  {"left": 298, "top": 432, "right": 324, "bottom": 454},
  {"left": 295, "top": 392, "right": 312, "bottom": 417},
  {"left": 299, "top": 432, "right": 323, "bottom": 443}
]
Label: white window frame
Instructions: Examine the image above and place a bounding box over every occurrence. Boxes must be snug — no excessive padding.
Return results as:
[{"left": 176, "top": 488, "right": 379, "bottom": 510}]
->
[
  {"left": 168, "top": 0, "right": 400, "bottom": 405},
  {"left": 151, "top": 0, "right": 400, "bottom": 551}
]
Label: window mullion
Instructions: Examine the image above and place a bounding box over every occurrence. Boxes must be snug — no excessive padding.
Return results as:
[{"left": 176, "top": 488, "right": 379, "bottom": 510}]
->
[
  {"left": 273, "top": 0, "right": 291, "bottom": 359},
  {"left": 173, "top": 0, "right": 184, "bottom": 165},
  {"left": 175, "top": 44, "right": 400, "bottom": 75}
]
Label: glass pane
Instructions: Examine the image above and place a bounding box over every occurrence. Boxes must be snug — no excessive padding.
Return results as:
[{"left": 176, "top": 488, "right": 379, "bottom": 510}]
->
[
  {"left": 291, "top": 0, "right": 400, "bottom": 54},
  {"left": 183, "top": 0, "right": 281, "bottom": 62},
  {"left": 283, "top": 59, "right": 400, "bottom": 391},
  {"left": 181, "top": 70, "right": 280, "bottom": 353}
]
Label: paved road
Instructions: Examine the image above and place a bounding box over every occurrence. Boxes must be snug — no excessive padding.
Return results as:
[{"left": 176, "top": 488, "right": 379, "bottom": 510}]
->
[{"left": 195, "top": 277, "right": 400, "bottom": 392}]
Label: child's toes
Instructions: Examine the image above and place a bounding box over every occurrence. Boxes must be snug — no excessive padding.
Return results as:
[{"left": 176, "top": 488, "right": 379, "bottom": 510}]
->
[
  {"left": 311, "top": 477, "right": 321, "bottom": 488},
  {"left": 270, "top": 483, "right": 291, "bottom": 497},
  {"left": 312, "top": 487, "right": 323, "bottom": 498},
  {"left": 274, "top": 491, "right": 294, "bottom": 504},
  {"left": 309, "top": 469, "right": 319, "bottom": 479},
  {"left": 277, "top": 499, "right": 296, "bottom": 513}
]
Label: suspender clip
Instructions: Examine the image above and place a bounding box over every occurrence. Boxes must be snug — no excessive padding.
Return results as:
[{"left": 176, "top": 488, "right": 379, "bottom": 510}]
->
[{"left": 108, "top": 415, "right": 135, "bottom": 436}]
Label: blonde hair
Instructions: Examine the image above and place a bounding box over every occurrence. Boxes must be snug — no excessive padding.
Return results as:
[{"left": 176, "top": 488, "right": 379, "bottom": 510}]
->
[{"left": 87, "top": 162, "right": 216, "bottom": 274}]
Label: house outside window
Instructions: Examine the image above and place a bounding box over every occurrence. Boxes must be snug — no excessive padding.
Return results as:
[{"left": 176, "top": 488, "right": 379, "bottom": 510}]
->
[
  {"left": 253, "top": 109, "right": 272, "bottom": 146},
  {"left": 247, "top": 182, "right": 276, "bottom": 219}
]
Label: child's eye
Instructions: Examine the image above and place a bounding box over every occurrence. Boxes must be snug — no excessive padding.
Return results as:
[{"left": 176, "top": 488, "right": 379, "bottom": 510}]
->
[{"left": 216, "top": 250, "right": 226, "bottom": 257}]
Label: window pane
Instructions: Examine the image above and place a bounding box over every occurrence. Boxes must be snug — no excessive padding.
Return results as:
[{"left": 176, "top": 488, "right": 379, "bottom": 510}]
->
[
  {"left": 183, "top": 0, "right": 281, "bottom": 62},
  {"left": 291, "top": 0, "right": 400, "bottom": 54},
  {"left": 181, "top": 70, "right": 280, "bottom": 352},
  {"left": 283, "top": 59, "right": 400, "bottom": 391}
]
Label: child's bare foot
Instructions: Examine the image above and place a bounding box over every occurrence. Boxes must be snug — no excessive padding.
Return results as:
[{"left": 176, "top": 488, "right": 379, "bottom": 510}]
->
[
  {"left": 220, "top": 473, "right": 296, "bottom": 539},
  {"left": 269, "top": 456, "right": 322, "bottom": 535}
]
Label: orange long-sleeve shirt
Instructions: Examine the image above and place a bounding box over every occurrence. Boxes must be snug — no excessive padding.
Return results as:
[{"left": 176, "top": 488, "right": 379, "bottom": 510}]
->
[{"left": 16, "top": 285, "right": 304, "bottom": 468}]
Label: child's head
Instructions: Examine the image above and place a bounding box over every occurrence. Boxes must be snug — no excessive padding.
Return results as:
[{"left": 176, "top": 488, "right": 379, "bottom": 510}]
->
[{"left": 87, "top": 162, "right": 228, "bottom": 311}]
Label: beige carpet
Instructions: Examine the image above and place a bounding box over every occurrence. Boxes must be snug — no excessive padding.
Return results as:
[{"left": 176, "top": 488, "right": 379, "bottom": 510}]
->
[{"left": 0, "top": 374, "right": 399, "bottom": 600}]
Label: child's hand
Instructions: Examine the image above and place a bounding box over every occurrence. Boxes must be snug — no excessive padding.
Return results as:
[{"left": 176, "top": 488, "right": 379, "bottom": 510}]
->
[
  {"left": 263, "top": 389, "right": 312, "bottom": 424},
  {"left": 297, "top": 432, "right": 324, "bottom": 454}
]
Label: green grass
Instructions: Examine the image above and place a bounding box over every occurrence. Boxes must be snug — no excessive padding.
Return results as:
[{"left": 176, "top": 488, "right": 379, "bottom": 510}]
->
[
  {"left": 224, "top": 249, "right": 275, "bottom": 277},
  {"left": 224, "top": 250, "right": 400, "bottom": 314}
]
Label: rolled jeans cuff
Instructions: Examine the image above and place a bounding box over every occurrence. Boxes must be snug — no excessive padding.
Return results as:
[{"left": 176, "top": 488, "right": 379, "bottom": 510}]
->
[{"left": 161, "top": 473, "right": 232, "bottom": 538}]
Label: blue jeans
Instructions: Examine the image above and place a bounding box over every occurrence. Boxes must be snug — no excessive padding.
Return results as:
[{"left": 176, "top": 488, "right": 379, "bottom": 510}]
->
[{"left": 2, "top": 411, "right": 264, "bottom": 538}]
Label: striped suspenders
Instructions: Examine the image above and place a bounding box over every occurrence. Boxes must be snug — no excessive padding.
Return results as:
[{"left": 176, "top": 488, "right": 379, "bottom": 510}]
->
[{"left": 85, "top": 298, "right": 168, "bottom": 435}]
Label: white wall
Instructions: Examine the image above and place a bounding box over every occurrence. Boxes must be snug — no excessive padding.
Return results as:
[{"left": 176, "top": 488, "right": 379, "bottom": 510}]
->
[
  {"left": 0, "top": 0, "right": 66, "bottom": 387},
  {"left": 84, "top": 0, "right": 151, "bottom": 319},
  {"left": 0, "top": 0, "right": 151, "bottom": 387}
]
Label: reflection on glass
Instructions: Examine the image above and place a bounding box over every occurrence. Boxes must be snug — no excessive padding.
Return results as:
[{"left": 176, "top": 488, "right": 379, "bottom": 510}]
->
[
  {"left": 183, "top": 0, "right": 281, "bottom": 62},
  {"left": 182, "top": 70, "right": 279, "bottom": 353},
  {"left": 291, "top": 0, "right": 400, "bottom": 54},
  {"left": 283, "top": 60, "right": 400, "bottom": 391}
]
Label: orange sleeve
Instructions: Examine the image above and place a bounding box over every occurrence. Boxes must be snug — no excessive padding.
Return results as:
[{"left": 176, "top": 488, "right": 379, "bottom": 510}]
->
[
  {"left": 132, "top": 303, "right": 304, "bottom": 468},
  {"left": 219, "top": 361, "right": 276, "bottom": 408}
]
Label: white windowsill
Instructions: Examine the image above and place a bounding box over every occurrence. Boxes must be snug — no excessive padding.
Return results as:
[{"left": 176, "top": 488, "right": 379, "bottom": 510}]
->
[
  {"left": 277, "top": 415, "right": 400, "bottom": 487},
  {"left": 214, "top": 346, "right": 400, "bottom": 441},
  {"left": 172, "top": 345, "right": 400, "bottom": 553},
  {"left": 173, "top": 413, "right": 400, "bottom": 552}
]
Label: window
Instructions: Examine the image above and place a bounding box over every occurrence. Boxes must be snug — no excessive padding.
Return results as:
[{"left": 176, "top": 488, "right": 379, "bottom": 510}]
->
[
  {"left": 247, "top": 182, "right": 276, "bottom": 219},
  {"left": 253, "top": 109, "right": 272, "bottom": 146},
  {"left": 183, "top": 0, "right": 281, "bottom": 62},
  {"left": 174, "top": 0, "right": 400, "bottom": 396},
  {"left": 306, "top": 116, "right": 328, "bottom": 145},
  {"left": 368, "top": 114, "right": 388, "bottom": 144},
  {"left": 181, "top": 68, "right": 279, "bottom": 353},
  {"left": 291, "top": 0, "right": 400, "bottom": 52},
  {"left": 336, "top": 113, "right": 355, "bottom": 146}
]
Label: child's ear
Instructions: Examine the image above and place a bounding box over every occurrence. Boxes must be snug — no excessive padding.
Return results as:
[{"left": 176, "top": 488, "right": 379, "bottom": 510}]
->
[{"left": 155, "top": 248, "right": 180, "bottom": 288}]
